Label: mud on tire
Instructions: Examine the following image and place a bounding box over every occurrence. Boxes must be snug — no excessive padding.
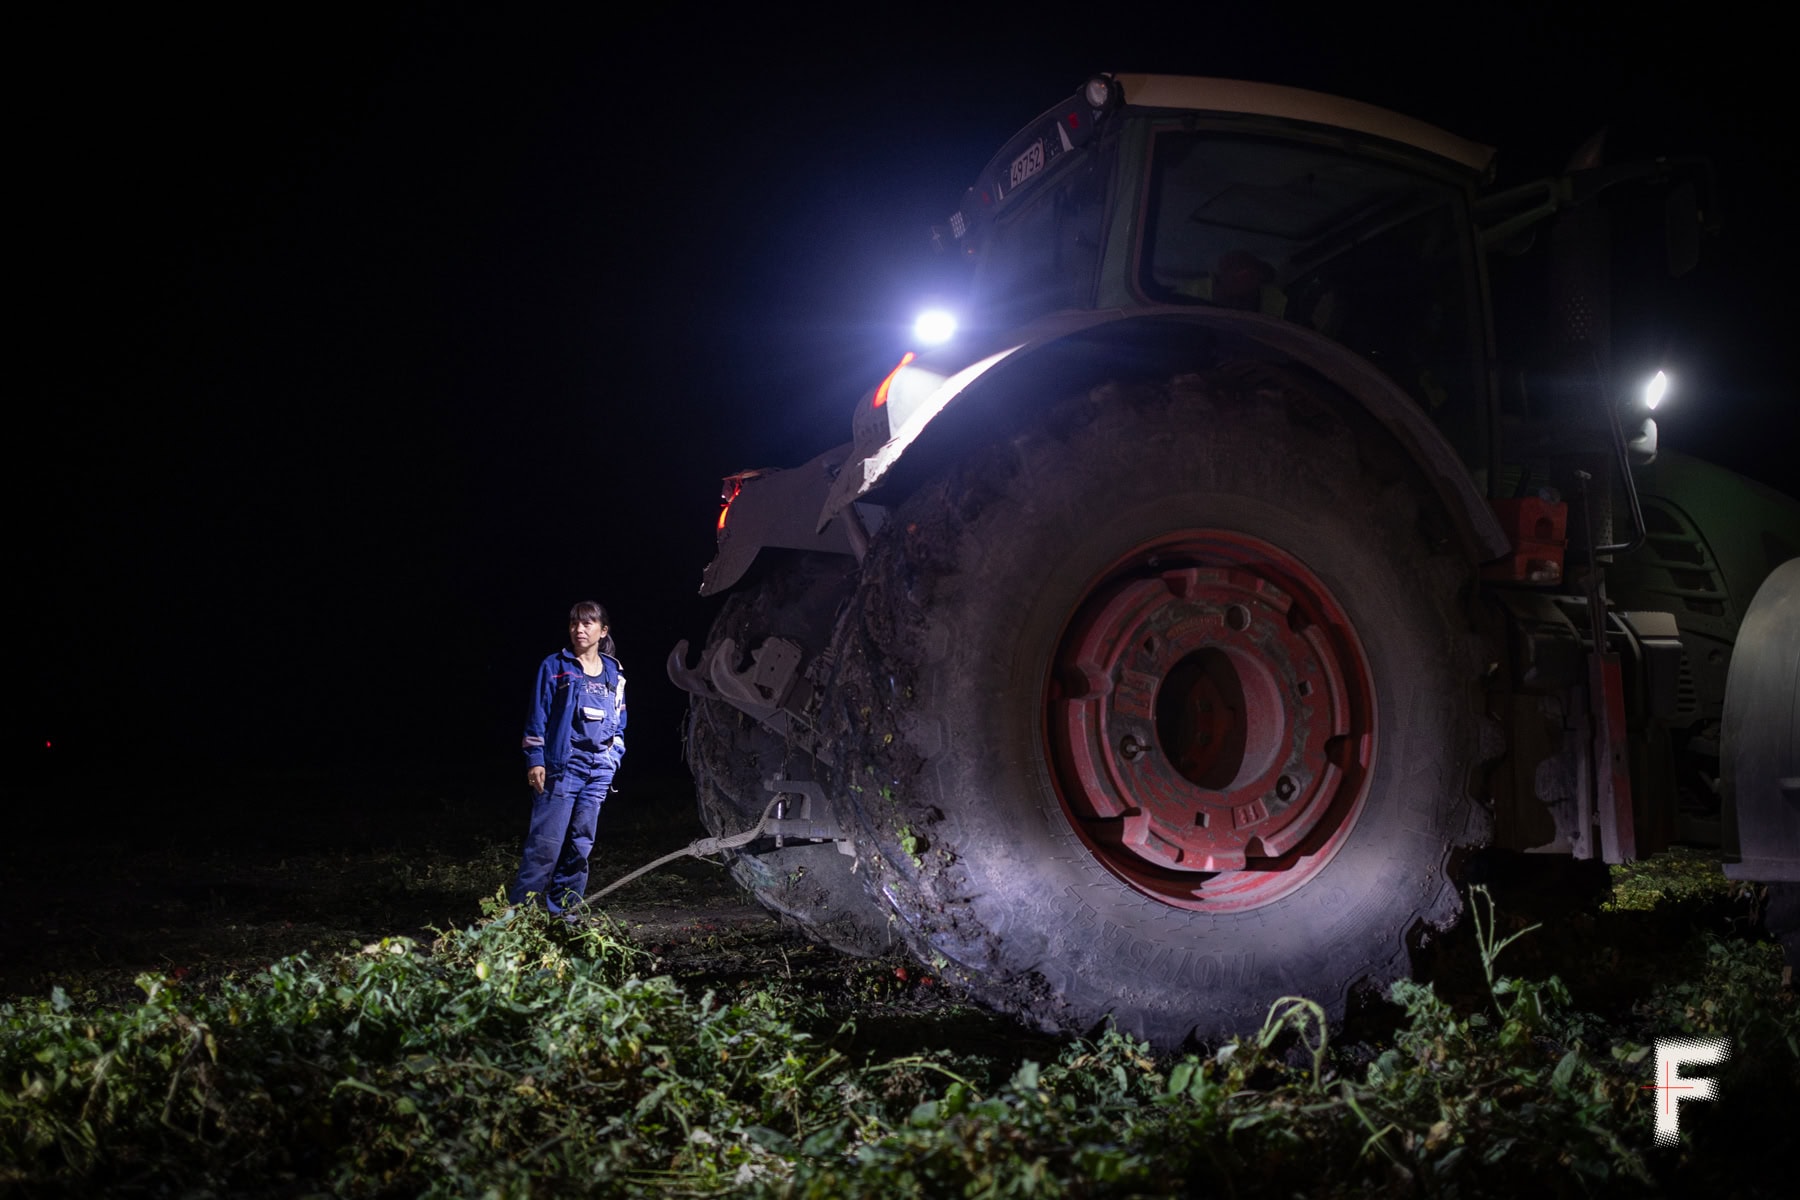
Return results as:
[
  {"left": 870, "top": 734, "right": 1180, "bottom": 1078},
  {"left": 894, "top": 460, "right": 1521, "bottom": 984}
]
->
[
  {"left": 685, "top": 553, "right": 893, "bottom": 957},
  {"left": 823, "top": 370, "right": 1492, "bottom": 1046}
]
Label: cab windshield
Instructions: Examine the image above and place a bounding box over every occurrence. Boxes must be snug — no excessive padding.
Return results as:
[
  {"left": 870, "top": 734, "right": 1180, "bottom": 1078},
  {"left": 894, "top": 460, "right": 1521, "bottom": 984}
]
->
[{"left": 1139, "top": 128, "right": 1484, "bottom": 455}]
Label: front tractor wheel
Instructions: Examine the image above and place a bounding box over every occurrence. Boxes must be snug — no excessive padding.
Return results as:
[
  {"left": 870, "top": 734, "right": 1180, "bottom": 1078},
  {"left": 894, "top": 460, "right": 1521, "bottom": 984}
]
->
[{"left": 826, "top": 373, "right": 1489, "bottom": 1046}]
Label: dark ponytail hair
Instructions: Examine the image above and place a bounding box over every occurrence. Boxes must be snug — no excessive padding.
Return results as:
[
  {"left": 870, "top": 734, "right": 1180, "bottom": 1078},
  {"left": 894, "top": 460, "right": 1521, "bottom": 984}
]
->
[{"left": 569, "top": 600, "right": 617, "bottom": 657}]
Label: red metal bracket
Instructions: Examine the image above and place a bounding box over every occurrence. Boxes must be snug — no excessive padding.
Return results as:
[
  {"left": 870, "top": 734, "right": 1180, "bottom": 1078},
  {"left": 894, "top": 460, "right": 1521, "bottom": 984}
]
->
[{"left": 1482, "top": 496, "right": 1568, "bottom": 585}]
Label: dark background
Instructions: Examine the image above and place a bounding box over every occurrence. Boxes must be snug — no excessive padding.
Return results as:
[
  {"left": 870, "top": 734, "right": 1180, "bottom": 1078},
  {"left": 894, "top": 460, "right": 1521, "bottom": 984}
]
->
[{"left": 16, "top": 3, "right": 1795, "bottom": 808}]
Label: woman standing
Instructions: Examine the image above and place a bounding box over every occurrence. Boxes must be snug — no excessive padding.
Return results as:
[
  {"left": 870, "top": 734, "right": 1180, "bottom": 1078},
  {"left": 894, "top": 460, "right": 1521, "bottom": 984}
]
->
[{"left": 510, "top": 600, "right": 626, "bottom": 916}]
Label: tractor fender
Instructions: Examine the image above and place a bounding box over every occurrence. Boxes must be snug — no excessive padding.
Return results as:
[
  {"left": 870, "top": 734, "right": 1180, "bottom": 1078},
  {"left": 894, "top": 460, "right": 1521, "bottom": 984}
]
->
[
  {"left": 701, "top": 443, "right": 891, "bottom": 597},
  {"left": 818, "top": 306, "right": 1510, "bottom": 565},
  {"left": 701, "top": 444, "right": 856, "bottom": 597},
  {"left": 1722, "top": 557, "right": 1800, "bottom": 882}
]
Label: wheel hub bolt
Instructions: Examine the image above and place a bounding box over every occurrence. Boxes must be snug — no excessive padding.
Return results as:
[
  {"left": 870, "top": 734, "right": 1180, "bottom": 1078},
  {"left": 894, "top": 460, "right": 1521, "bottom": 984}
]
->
[
  {"left": 1120, "top": 734, "right": 1150, "bottom": 761},
  {"left": 1275, "top": 774, "right": 1298, "bottom": 801}
]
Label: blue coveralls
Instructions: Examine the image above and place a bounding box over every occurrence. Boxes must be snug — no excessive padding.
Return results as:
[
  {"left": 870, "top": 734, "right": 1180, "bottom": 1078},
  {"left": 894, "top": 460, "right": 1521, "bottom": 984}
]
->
[{"left": 510, "top": 647, "right": 626, "bottom": 913}]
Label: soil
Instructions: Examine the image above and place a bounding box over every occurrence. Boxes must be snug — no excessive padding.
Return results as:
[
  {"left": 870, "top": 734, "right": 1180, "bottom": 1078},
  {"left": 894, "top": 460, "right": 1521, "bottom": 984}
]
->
[
  {"left": 0, "top": 771, "right": 733, "bottom": 993},
  {"left": 0, "top": 766, "right": 1020, "bottom": 1056}
]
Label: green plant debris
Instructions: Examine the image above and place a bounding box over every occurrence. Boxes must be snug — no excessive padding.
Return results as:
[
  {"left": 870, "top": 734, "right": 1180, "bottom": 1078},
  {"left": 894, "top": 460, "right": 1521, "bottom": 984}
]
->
[
  {"left": 1606, "top": 846, "right": 1743, "bottom": 912},
  {"left": 3, "top": 859, "right": 1795, "bottom": 1195}
]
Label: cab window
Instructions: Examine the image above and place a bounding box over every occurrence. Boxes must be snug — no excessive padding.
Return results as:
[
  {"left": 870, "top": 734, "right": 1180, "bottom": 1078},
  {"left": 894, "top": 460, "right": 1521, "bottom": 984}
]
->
[
  {"left": 1139, "top": 129, "right": 1485, "bottom": 461},
  {"left": 968, "top": 148, "right": 1110, "bottom": 329}
]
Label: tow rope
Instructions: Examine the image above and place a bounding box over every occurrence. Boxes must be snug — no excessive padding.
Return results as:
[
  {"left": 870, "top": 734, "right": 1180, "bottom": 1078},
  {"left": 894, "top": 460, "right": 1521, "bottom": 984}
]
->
[{"left": 569, "top": 789, "right": 845, "bottom": 912}]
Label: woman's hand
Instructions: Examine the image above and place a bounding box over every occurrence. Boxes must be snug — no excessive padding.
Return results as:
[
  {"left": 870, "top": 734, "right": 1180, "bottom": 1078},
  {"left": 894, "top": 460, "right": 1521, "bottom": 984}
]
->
[{"left": 527, "top": 765, "right": 546, "bottom": 795}]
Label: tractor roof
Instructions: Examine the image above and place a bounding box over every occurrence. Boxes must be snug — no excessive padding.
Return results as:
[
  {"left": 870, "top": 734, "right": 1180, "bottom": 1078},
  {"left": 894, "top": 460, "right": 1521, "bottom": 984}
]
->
[{"left": 1113, "top": 74, "right": 1495, "bottom": 175}]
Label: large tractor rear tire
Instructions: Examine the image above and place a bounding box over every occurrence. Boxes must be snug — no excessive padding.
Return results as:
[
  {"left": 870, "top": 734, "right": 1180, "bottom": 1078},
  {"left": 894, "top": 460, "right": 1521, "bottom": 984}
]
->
[
  {"left": 686, "top": 553, "right": 893, "bottom": 957},
  {"left": 822, "top": 371, "right": 1490, "bottom": 1045}
]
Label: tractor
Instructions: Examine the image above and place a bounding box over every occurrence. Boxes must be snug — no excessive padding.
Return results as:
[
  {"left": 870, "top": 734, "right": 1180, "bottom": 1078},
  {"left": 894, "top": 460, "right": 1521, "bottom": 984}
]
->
[{"left": 667, "top": 74, "right": 1800, "bottom": 1047}]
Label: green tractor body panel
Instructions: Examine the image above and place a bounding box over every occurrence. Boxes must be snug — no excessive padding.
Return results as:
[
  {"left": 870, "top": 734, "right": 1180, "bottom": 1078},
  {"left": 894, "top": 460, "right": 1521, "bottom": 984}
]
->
[{"left": 1615, "top": 451, "right": 1800, "bottom": 631}]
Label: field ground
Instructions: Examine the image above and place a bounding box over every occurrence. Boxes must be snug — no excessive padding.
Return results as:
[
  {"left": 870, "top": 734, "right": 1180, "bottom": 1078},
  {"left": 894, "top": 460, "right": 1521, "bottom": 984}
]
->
[
  {"left": 0, "top": 769, "right": 1012, "bottom": 1053},
  {"left": 2, "top": 766, "right": 1794, "bottom": 1195}
]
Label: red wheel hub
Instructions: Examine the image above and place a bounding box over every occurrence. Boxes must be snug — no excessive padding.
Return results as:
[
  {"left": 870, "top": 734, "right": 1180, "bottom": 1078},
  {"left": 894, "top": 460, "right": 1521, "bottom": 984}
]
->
[{"left": 1046, "top": 533, "right": 1375, "bottom": 911}]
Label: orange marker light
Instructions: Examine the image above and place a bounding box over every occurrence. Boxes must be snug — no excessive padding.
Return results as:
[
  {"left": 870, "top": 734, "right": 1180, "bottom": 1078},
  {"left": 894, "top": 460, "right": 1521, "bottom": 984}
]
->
[
  {"left": 871, "top": 351, "right": 917, "bottom": 409},
  {"left": 717, "top": 477, "right": 744, "bottom": 532}
]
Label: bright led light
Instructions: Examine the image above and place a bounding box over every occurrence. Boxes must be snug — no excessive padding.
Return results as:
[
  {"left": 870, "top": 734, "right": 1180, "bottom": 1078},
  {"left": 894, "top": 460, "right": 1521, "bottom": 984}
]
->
[
  {"left": 1644, "top": 369, "right": 1669, "bottom": 410},
  {"left": 913, "top": 309, "right": 957, "bottom": 345}
]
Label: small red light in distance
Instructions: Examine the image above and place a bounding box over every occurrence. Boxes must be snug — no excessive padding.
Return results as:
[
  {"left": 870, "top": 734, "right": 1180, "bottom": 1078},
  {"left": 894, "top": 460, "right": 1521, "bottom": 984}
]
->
[{"left": 872, "top": 352, "right": 917, "bottom": 409}]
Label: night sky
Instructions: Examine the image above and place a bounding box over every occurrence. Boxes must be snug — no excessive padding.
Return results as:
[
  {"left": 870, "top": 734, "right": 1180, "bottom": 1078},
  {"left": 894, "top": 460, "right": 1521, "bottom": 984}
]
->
[{"left": 17, "top": 4, "right": 1796, "bottom": 799}]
